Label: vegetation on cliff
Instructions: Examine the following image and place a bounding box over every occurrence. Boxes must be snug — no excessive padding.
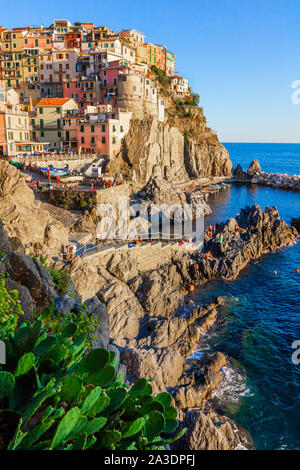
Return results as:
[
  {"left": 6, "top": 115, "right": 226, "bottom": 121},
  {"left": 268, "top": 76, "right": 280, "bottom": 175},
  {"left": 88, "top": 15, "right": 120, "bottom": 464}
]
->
[{"left": 0, "top": 280, "right": 185, "bottom": 450}]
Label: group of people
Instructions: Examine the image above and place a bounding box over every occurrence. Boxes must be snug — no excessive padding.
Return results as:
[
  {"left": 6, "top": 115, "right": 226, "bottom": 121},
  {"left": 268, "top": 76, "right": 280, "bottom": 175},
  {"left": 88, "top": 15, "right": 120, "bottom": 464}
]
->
[
  {"left": 89, "top": 178, "right": 121, "bottom": 191},
  {"left": 207, "top": 224, "right": 217, "bottom": 238}
]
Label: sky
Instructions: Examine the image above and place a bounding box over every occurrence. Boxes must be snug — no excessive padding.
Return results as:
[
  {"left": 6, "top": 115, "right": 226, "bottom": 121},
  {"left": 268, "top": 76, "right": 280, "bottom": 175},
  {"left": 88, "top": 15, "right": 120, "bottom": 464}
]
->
[{"left": 1, "top": 0, "right": 300, "bottom": 143}]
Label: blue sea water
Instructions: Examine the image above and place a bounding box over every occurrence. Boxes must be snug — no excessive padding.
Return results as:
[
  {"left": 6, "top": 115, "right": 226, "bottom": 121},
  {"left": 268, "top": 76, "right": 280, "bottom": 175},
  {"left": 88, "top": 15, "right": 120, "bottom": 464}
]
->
[
  {"left": 193, "top": 143, "right": 300, "bottom": 450},
  {"left": 224, "top": 142, "right": 300, "bottom": 175}
]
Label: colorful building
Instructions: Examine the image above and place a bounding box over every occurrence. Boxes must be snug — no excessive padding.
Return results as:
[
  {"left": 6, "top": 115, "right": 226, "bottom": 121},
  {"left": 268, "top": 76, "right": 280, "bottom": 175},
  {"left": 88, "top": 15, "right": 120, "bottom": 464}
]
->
[
  {"left": 36, "top": 97, "right": 78, "bottom": 150},
  {"left": 77, "top": 107, "right": 132, "bottom": 157}
]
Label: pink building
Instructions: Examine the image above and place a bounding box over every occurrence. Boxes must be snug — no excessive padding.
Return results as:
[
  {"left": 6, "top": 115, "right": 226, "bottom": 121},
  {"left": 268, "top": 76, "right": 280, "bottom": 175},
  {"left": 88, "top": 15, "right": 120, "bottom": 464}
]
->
[
  {"left": 77, "top": 108, "right": 132, "bottom": 158},
  {"left": 63, "top": 78, "right": 100, "bottom": 113},
  {"left": 98, "top": 60, "right": 131, "bottom": 106}
]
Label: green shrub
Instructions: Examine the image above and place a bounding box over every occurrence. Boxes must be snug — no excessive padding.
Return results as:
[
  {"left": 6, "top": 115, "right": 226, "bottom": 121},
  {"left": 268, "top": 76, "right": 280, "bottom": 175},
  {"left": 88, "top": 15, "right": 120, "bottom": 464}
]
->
[
  {"left": 151, "top": 65, "right": 171, "bottom": 87},
  {"left": 0, "top": 276, "right": 23, "bottom": 340},
  {"left": 0, "top": 285, "right": 186, "bottom": 450}
]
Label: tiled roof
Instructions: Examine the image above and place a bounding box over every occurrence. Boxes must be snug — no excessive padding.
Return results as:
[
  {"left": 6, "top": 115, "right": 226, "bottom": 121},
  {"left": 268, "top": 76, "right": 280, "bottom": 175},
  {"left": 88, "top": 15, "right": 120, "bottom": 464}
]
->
[{"left": 37, "top": 98, "right": 71, "bottom": 106}]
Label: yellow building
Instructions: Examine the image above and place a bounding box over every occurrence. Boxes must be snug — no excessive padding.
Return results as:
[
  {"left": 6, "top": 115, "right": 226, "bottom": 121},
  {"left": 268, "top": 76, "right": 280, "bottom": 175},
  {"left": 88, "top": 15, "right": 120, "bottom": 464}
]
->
[
  {"left": 36, "top": 97, "right": 78, "bottom": 150},
  {"left": 0, "top": 83, "right": 44, "bottom": 156}
]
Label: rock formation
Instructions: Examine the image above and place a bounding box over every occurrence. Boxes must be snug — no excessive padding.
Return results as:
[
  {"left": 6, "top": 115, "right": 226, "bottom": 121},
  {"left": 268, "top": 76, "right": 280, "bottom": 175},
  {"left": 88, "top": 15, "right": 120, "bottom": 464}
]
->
[
  {"left": 0, "top": 160, "right": 69, "bottom": 256},
  {"left": 192, "top": 205, "right": 297, "bottom": 282},
  {"left": 234, "top": 161, "right": 300, "bottom": 191},
  {"left": 108, "top": 91, "right": 232, "bottom": 185},
  {"left": 247, "top": 159, "right": 261, "bottom": 174}
]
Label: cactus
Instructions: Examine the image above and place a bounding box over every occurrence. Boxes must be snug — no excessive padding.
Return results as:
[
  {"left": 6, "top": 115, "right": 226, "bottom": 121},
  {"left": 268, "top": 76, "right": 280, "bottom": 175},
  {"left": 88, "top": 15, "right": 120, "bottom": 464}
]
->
[
  {"left": 15, "top": 353, "right": 35, "bottom": 377},
  {"left": 144, "top": 411, "right": 165, "bottom": 442},
  {"left": 0, "top": 371, "right": 15, "bottom": 399},
  {"left": 51, "top": 407, "right": 81, "bottom": 449},
  {"left": 0, "top": 281, "right": 186, "bottom": 451}
]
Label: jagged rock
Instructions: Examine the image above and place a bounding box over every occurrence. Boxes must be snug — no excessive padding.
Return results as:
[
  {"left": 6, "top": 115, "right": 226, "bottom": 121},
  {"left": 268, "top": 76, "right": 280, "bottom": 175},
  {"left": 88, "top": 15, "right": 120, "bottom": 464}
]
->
[
  {"left": 121, "top": 346, "right": 184, "bottom": 394},
  {"left": 0, "top": 160, "right": 68, "bottom": 256},
  {"left": 106, "top": 251, "right": 138, "bottom": 283},
  {"left": 248, "top": 159, "right": 261, "bottom": 175},
  {"left": 54, "top": 295, "right": 75, "bottom": 315},
  {"left": 108, "top": 111, "right": 232, "bottom": 185},
  {"left": 0, "top": 222, "right": 11, "bottom": 252},
  {"left": 138, "top": 177, "right": 187, "bottom": 205},
  {"left": 292, "top": 217, "right": 300, "bottom": 233},
  {"left": 4, "top": 279, "right": 34, "bottom": 321},
  {"left": 192, "top": 205, "right": 297, "bottom": 282},
  {"left": 7, "top": 252, "right": 56, "bottom": 309},
  {"left": 85, "top": 296, "right": 110, "bottom": 350},
  {"left": 70, "top": 258, "right": 144, "bottom": 342},
  {"left": 172, "top": 409, "right": 254, "bottom": 450}
]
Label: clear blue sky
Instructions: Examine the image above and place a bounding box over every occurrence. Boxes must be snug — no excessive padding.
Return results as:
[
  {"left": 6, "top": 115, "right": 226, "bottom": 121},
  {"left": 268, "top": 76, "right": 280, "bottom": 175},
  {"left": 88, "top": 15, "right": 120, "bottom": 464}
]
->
[{"left": 2, "top": 0, "right": 300, "bottom": 142}]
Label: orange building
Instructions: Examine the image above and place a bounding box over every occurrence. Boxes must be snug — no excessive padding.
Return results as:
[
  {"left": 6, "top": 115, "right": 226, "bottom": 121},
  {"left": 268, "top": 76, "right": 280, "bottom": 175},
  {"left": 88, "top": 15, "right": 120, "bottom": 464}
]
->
[{"left": 145, "top": 43, "right": 166, "bottom": 71}]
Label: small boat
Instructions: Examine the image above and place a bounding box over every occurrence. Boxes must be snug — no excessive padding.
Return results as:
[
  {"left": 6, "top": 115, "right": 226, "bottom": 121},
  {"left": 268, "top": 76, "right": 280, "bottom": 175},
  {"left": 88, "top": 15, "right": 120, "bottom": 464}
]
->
[{"left": 39, "top": 166, "right": 70, "bottom": 177}]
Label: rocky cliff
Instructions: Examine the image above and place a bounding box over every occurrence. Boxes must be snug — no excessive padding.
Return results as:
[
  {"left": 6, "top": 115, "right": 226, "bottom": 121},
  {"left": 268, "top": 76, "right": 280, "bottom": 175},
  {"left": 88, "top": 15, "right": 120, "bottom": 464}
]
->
[
  {"left": 0, "top": 160, "right": 68, "bottom": 256},
  {"left": 108, "top": 80, "right": 232, "bottom": 184}
]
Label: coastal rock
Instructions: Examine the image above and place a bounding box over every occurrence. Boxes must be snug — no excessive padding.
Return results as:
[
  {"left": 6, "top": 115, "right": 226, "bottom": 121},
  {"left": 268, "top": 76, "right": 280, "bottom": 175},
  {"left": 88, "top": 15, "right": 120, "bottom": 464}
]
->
[
  {"left": 7, "top": 252, "right": 56, "bottom": 309},
  {"left": 108, "top": 108, "right": 232, "bottom": 185},
  {"left": 69, "top": 258, "right": 144, "bottom": 342},
  {"left": 4, "top": 279, "right": 34, "bottom": 321},
  {"left": 292, "top": 217, "right": 300, "bottom": 233},
  {"left": 121, "top": 346, "right": 184, "bottom": 393},
  {"left": 172, "top": 409, "right": 254, "bottom": 450},
  {"left": 138, "top": 177, "right": 187, "bottom": 205},
  {"left": 247, "top": 159, "right": 261, "bottom": 175},
  {"left": 85, "top": 296, "right": 110, "bottom": 350},
  {"left": 54, "top": 295, "right": 75, "bottom": 315},
  {"left": 0, "top": 222, "right": 11, "bottom": 252},
  {"left": 193, "top": 205, "right": 297, "bottom": 282},
  {"left": 0, "top": 160, "right": 68, "bottom": 256}
]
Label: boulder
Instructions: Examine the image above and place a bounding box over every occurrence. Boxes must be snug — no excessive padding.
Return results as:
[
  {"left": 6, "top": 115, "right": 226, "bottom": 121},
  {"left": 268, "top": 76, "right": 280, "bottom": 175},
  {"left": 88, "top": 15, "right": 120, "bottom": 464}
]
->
[
  {"left": 7, "top": 252, "right": 56, "bottom": 309},
  {"left": 0, "top": 222, "right": 11, "bottom": 252},
  {"left": 292, "top": 217, "right": 300, "bottom": 233},
  {"left": 0, "top": 160, "right": 68, "bottom": 256},
  {"left": 121, "top": 346, "right": 184, "bottom": 394},
  {"left": 70, "top": 258, "right": 144, "bottom": 342},
  {"left": 172, "top": 409, "right": 254, "bottom": 450},
  {"left": 85, "top": 296, "right": 110, "bottom": 350},
  {"left": 4, "top": 279, "right": 34, "bottom": 321},
  {"left": 54, "top": 295, "right": 75, "bottom": 315},
  {"left": 247, "top": 159, "right": 261, "bottom": 175}
]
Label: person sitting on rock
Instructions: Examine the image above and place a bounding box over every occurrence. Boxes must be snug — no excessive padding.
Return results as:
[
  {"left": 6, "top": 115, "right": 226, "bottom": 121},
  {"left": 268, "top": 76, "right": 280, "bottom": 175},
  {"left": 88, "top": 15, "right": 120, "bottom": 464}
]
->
[
  {"left": 235, "top": 224, "right": 243, "bottom": 233},
  {"left": 95, "top": 236, "right": 101, "bottom": 252},
  {"left": 194, "top": 263, "right": 199, "bottom": 271},
  {"left": 66, "top": 243, "right": 76, "bottom": 261},
  {"left": 295, "top": 268, "right": 300, "bottom": 273}
]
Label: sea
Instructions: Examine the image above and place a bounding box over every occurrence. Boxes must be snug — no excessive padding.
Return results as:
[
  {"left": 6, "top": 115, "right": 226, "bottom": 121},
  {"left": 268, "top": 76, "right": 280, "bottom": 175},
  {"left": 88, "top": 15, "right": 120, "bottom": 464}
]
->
[{"left": 191, "top": 143, "right": 300, "bottom": 450}]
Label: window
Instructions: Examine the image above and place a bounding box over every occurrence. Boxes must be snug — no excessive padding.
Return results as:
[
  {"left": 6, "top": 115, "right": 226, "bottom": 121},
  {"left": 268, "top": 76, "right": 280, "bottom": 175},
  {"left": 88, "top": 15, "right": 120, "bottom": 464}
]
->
[
  {"left": 58, "top": 131, "right": 61, "bottom": 137},
  {"left": 91, "top": 136, "right": 95, "bottom": 143},
  {"left": 112, "top": 125, "right": 116, "bottom": 132},
  {"left": 41, "top": 131, "right": 44, "bottom": 137},
  {"left": 39, "top": 107, "right": 43, "bottom": 114},
  {"left": 101, "top": 137, "right": 106, "bottom": 143},
  {"left": 112, "top": 137, "right": 116, "bottom": 144},
  {"left": 80, "top": 125, "right": 84, "bottom": 132},
  {"left": 113, "top": 78, "right": 117, "bottom": 86},
  {"left": 57, "top": 119, "right": 61, "bottom": 128},
  {"left": 81, "top": 137, "right": 84, "bottom": 144},
  {"left": 40, "top": 119, "right": 44, "bottom": 128},
  {"left": 101, "top": 125, "right": 105, "bottom": 132},
  {"left": 66, "top": 83, "right": 70, "bottom": 88},
  {"left": 91, "top": 125, "right": 94, "bottom": 132},
  {"left": 120, "top": 125, "right": 124, "bottom": 132}
]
